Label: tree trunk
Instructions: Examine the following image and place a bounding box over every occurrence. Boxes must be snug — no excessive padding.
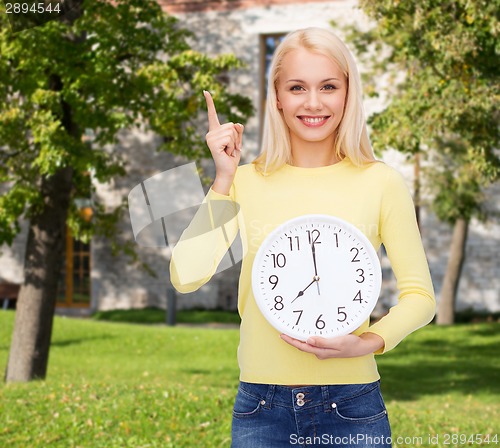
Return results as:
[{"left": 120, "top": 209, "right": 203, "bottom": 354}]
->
[
  {"left": 4, "top": 166, "right": 73, "bottom": 382},
  {"left": 436, "top": 217, "right": 469, "bottom": 325},
  {"left": 414, "top": 151, "right": 421, "bottom": 229},
  {"left": 4, "top": 70, "right": 79, "bottom": 383}
]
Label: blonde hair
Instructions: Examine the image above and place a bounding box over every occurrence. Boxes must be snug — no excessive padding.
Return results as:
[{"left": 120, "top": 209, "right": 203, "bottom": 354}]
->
[{"left": 253, "top": 27, "right": 376, "bottom": 175}]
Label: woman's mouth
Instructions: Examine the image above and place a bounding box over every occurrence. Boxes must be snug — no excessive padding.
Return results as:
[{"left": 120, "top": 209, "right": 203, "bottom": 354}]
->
[{"left": 298, "top": 116, "right": 331, "bottom": 127}]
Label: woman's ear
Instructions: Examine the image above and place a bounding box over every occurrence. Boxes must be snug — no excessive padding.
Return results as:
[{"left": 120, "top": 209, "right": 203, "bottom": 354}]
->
[{"left": 276, "top": 91, "right": 282, "bottom": 110}]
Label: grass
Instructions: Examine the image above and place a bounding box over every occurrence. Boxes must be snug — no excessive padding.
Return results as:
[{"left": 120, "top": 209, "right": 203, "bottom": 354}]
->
[
  {"left": 0, "top": 311, "right": 499, "bottom": 447},
  {"left": 91, "top": 307, "right": 241, "bottom": 325}
]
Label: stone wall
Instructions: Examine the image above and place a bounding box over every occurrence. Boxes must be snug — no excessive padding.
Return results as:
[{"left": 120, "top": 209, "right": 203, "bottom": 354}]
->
[
  {"left": 380, "top": 149, "right": 500, "bottom": 313},
  {"left": 91, "top": 0, "right": 369, "bottom": 312},
  {"left": 151, "top": 0, "right": 498, "bottom": 313},
  {"left": 424, "top": 186, "right": 500, "bottom": 313},
  {"left": 91, "top": 127, "right": 225, "bottom": 311},
  {"left": 0, "top": 219, "right": 28, "bottom": 285},
  {"left": 1, "top": 0, "right": 498, "bottom": 314}
]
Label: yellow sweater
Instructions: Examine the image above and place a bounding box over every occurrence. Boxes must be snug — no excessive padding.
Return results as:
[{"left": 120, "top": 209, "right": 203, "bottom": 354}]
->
[{"left": 170, "top": 158, "right": 436, "bottom": 385}]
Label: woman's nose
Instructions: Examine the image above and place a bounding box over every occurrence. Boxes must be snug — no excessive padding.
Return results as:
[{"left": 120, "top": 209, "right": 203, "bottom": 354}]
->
[{"left": 304, "top": 91, "right": 322, "bottom": 110}]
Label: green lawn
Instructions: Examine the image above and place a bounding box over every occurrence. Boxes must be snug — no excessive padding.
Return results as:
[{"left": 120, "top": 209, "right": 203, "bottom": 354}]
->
[
  {"left": 91, "top": 307, "right": 241, "bottom": 325},
  {"left": 0, "top": 311, "right": 498, "bottom": 447}
]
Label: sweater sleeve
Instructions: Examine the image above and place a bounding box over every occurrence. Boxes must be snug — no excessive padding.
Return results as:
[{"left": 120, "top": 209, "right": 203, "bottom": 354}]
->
[
  {"left": 367, "top": 168, "right": 436, "bottom": 353},
  {"left": 169, "top": 184, "right": 239, "bottom": 294}
]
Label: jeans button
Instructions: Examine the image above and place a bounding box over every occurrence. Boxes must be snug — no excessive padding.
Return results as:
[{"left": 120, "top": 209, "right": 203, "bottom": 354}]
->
[{"left": 296, "top": 392, "right": 305, "bottom": 406}]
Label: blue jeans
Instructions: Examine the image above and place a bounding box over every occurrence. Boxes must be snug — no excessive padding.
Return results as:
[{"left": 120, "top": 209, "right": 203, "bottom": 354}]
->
[{"left": 231, "top": 380, "right": 391, "bottom": 447}]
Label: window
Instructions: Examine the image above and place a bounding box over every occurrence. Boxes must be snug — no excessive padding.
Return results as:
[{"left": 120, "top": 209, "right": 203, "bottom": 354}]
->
[
  {"left": 57, "top": 227, "right": 91, "bottom": 307},
  {"left": 57, "top": 168, "right": 92, "bottom": 308},
  {"left": 259, "top": 33, "right": 286, "bottom": 140}
]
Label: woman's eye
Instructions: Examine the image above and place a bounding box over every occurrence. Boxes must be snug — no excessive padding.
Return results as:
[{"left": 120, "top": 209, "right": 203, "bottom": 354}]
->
[
  {"left": 290, "top": 85, "right": 304, "bottom": 91},
  {"left": 323, "top": 84, "right": 338, "bottom": 90}
]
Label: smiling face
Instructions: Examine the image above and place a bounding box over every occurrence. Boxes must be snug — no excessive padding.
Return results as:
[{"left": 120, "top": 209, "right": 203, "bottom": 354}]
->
[{"left": 275, "top": 47, "right": 347, "bottom": 159}]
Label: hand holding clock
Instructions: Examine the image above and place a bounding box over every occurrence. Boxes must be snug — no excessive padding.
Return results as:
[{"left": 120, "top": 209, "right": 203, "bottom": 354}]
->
[{"left": 280, "top": 332, "right": 385, "bottom": 359}]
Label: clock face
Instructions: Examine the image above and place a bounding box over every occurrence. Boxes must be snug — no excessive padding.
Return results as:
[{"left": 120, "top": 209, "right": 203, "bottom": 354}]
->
[{"left": 251, "top": 214, "right": 381, "bottom": 341}]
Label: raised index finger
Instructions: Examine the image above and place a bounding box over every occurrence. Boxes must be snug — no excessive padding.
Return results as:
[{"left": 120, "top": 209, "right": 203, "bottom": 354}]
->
[{"left": 203, "top": 90, "right": 220, "bottom": 131}]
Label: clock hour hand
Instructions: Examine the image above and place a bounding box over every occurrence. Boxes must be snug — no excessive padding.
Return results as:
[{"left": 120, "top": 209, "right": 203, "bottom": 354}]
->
[{"left": 291, "top": 278, "right": 316, "bottom": 303}]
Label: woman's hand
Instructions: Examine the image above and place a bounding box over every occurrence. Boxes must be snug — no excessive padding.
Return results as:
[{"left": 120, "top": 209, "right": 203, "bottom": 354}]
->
[
  {"left": 204, "top": 90, "right": 244, "bottom": 194},
  {"left": 280, "top": 332, "right": 385, "bottom": 359}
]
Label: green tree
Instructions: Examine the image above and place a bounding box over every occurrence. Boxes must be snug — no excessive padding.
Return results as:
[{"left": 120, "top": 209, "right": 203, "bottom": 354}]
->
[
  {"left": 0, "top": 0, "right": 253, "bottom": 382},
  {"left": 340, "top": 0, "right": 499, "bottom": 324}
]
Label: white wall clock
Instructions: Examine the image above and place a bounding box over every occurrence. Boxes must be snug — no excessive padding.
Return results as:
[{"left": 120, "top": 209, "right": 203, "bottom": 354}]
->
[{"left": 251, "top": 214, "right": 382, "bottom": 341}]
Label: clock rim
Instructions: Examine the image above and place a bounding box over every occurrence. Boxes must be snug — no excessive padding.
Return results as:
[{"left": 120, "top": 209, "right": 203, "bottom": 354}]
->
[{"left": 251, "top": 214, "right": 382, "bottom": 341}]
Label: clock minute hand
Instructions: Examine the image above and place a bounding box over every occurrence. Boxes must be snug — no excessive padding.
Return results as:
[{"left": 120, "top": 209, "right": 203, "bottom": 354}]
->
[
  {"left": 311, "top": 242, "right": 318, "bottom": 276},
  {"left": 311, "top": 242, "right": 320, "bottom": 295},
  {"left": 291, "top": 278, "right": 316, "bottom": 303}
]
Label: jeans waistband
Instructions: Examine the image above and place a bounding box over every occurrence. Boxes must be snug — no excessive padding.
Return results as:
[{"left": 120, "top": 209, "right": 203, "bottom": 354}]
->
[{"left": 238, "top": 380, "right": 381, "bottom": 412}]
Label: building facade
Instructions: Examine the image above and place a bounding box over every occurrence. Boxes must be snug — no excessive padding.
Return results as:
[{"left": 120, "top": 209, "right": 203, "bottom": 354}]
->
[{"left": 1, "top": 0, "right": 498, "bottom": 315}]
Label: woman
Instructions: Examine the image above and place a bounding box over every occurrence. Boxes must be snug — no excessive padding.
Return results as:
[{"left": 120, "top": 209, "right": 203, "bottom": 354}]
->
[{"left": 170, "top": 27, "right": 435, "bottom": 447}]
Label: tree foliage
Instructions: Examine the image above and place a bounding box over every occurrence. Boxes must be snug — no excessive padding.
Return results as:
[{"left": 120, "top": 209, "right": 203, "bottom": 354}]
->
[
  {"left": 343, "top": 0, "right": 499, "bottom": 223},
  {"left": 0, "top": 0, "right": 253, "bottom": 248},
  {"left": 337, "top": 0, "right": 499, "bottom": 325}
]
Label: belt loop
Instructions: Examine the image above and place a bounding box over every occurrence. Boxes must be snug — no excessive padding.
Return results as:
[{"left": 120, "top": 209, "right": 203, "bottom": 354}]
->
[
  {"left": 322, "top": 385, "right": 331, "bottom": 412},
  {"left": 263, "top": 384, "right": 275, "bottom": 410}
]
